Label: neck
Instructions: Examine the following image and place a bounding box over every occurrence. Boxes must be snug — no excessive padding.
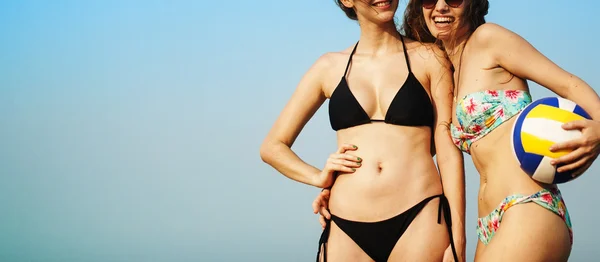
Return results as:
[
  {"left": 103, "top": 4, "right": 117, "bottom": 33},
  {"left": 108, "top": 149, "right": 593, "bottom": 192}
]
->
[
  {"left": 442, "top": 31, "right": 472, "bottom": 70},
  {"left": 356, "top": 20, "right": 402, "bottom": 56}
]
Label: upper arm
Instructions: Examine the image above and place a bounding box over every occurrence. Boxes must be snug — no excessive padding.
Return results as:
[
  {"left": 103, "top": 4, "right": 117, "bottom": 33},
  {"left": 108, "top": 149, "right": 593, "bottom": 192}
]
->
[
  {"left": 262, "top": 54, "right": 331, "bottom": 147},
  {"left": 425, "top": 45, "right": 453, "bottom": 137},
  {"left": 425, "top": 45, "right": 458, "bottom": 158},
  {"left": 480, "top": 23, "right": 573, "bottom": 97}
]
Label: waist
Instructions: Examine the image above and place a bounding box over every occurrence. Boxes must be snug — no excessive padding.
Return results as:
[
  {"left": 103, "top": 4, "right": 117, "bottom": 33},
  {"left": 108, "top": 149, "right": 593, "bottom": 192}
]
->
[
  {"left": 466, "top": 121, "right": 550, "bottom": 214},
  {"left": 329, "top": 124, "right": 439, "bottom": 220},
  {"left": 328, "top": 155, "right": 441, "bottom": 221},
  {"left": 472, "top": 139, "right": 556, "bottom": 216},
  {"left": 469, "top": 116, "right": 518, "bottom": 170}
]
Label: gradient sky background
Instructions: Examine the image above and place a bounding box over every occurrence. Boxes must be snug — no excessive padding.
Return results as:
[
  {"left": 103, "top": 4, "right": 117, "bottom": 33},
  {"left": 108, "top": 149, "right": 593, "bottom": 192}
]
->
[{"left": 1, "top": 0, "right": 599, "bottom": 261}]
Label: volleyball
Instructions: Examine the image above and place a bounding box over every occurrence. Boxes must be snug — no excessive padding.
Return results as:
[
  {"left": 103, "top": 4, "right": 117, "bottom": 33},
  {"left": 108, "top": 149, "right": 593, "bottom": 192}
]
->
[{"left": 511, "top": 97, "right": 591, "bottom": 184}]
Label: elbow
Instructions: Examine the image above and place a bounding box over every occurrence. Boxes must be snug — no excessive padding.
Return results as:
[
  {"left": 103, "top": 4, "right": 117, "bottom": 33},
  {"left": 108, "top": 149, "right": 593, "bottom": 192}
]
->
[
  {"left": 259, "top": 142, "right": 272, "bottom": 164},
  {"left": 259, "top": 139, "right": 279, "bottom": 164},
  {"left": 564, "top": 75, "right": 585, "bottom": 98}
]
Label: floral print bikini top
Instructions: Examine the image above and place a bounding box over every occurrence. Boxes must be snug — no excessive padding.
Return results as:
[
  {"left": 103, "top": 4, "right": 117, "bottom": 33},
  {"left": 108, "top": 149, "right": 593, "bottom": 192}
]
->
[{"left": 450, "top": 90, "right": 532, "bottom": 154}]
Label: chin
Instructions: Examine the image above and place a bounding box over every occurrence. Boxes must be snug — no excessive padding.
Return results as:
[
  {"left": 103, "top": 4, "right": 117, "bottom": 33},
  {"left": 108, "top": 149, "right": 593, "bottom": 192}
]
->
[
  {"left": 425, "top": 25, "right": 449, "bottom": 41},
  {"left": 433, "top": 31, "right": 451, "bottom": 41},
  {"left": 374, "top": 10, "right": 396, "bottom": 21},
  {"left": 379, "top": 14, "right": 396, "bottom": 23}
]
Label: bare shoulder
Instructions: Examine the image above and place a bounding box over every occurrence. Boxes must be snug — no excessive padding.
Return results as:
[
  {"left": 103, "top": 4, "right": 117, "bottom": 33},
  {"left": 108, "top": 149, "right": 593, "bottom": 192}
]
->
[
  {"left": 309, "top": 44, "right": 358, "bottom": 96},
  {"left": 470, "top": 23, "right": 518, "bottom": 48},
  {"left": 404, "top": 37, "right": 450, "bottom": 70},
  {"left": 310, "top": 44, "right": 357, "bottom": 75},
  {"left": 309, "top": 52, "right": 336, "bottom": 74}
]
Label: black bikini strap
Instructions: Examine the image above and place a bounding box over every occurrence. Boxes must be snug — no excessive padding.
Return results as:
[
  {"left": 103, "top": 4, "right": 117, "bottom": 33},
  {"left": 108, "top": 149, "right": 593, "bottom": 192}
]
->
[
  {"left": 399, "top": 35, "right": 412, "bottom": 73},
  {"left": 316, "top": 218, "right": 331, "bottom": 262},
  {"left": 343, "top": 42, "right": 359, "bottom": 77},
  {"left": 438, "top": 195, "right": 460, "bottom": 262}
]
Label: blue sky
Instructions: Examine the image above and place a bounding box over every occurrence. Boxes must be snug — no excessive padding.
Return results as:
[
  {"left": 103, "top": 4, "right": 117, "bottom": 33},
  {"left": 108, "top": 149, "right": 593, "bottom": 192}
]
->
[{"left": 0, "top": 0, "right": 598, "bottom": 261}]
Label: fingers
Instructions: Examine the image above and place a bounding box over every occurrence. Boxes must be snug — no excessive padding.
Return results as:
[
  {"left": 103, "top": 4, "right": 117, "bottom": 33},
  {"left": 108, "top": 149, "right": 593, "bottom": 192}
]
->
[
  {"left": 319, "top": 189, "right": 330, "bottom": 203},
  {"left": 556, "top": 155, "right": 589, "bottom": 173},
  {"left": 320, "top": 205, "right": 331, "bottom": 220},
  {"left": 326, "top": 152, "right": 363, "bottom": 173},
  {"left": 319, "top": 214, "right": 327, "bottom": 229},
  {"left": 318, "top": 191, "right": 331, "bottom": 219},
  {"left": 549, "top": 139, "right": 582, "bottom": 153},
  {"left": 316, "top": 192, "right": 330, "bottom": 229},
  {"left": 336, "top": 143, "right": 358, "bottom": 154},
  {"left": 329, "top": 153, "right": 362, "bottom": 165},
  {"left": 325, "top": 145, "right": 362, "bottom": 174},
  {"left": 550, "top": 147, "right": 586, "bottom": 166},
  {"left": 565, "top": 157, "right": 594, "bottom": 178},
  {"left": 312, "top": 196, "right": 320, "bottom": 214},
  {"left": 569, "top": 162, "right": 589, "bottom": 179},
  {"left": 331, "top": 157, "right": 362, "bottom": 168},
  {"left": 562, "top": 119, "right": 588, "bottom": 131},
  {"left": 318, "top": 202, "right": 330, "bottom": 229},
  {"left": 312, "top": 190, "right": 330, "bottom": 213},
  {"left": 325, "top": 162, "right": 356, "bottom": 173},
  {"left": 335, "top": 153, "right": 362, "bottom": 162}
]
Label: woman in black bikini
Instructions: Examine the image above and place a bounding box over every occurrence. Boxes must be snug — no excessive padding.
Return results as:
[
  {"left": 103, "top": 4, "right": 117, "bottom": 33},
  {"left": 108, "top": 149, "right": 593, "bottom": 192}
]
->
[{"left": 260, "top": 0, "right": 465, "bottom": 261}]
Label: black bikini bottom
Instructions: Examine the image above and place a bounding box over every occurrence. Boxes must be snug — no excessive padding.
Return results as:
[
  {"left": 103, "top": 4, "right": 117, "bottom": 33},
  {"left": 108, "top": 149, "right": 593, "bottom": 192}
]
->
[{"left": 316, "top": 194, "right": 458, "bottom": 262}]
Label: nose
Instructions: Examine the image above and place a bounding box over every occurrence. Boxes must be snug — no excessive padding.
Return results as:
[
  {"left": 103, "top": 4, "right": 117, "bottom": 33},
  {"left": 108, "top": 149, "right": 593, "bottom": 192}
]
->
[{"left": 435, "top": 0, "right": 450, "bottom": 12}]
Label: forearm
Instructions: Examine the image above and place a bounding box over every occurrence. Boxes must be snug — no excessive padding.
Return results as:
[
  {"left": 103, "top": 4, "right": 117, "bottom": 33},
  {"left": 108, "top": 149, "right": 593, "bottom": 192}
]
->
[
  {"left": 260, "top": 140, "right": 321, "bottom": 187},
  {"left": 436, "top": 134, "right": 466, "bottom": 242},
  {"left": 440, "top": 157, "right": 466, "bottom": 241},
  {"left": 564, "top": 76, "right": 600, "bottom": 120}
]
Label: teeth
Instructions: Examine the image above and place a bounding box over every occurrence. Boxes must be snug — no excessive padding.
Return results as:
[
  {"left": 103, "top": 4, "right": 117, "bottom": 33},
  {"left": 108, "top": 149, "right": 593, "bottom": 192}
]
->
[
  {"left": 434, "top": 17, "right": 454, "bottom": 23},
  {"left": 373, "top": 1, "right": 390, "bottom": 7}
]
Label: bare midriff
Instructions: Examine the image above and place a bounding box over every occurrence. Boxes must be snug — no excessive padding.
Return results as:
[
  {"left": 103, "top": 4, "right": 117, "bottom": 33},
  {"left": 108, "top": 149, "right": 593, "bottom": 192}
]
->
[
  {"left": 468, "top": 116, "right": 555, "bottom": 218},
  {"left": 328, "top": 122, "right": 443, "bottom": 221}
]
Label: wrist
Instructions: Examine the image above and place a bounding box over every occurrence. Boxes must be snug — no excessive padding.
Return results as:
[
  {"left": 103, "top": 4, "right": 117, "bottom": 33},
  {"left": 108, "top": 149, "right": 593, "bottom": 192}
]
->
[{"left": 310, "top": 169, "right": 325, "bottom": 188}]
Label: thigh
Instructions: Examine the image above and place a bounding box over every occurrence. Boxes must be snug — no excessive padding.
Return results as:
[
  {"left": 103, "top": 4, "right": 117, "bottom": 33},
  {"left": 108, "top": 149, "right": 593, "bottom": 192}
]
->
[
  {"left": 388, "top": 198, "right": 450, "bottom": 262},
  {"left": 476, "top": 203, "right": 572, "bottom": 262},
  {"left": 323, "top": 221, "right": 374, "bottom": 262}
]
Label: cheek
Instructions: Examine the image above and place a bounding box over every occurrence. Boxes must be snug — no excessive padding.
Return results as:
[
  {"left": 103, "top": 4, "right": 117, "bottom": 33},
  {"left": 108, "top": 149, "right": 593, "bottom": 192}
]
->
[
  {"left": 422, "top": 13, "right": 433, "bottom": 29},
  {"left": 422, "top": 8, "right": 428, "bottom": 17},
  {"left": 425, "top": 23, "right": 436, "bottom": 36},
  {"left": 422, "top": 10, "right": 432, "bottom": 23}
]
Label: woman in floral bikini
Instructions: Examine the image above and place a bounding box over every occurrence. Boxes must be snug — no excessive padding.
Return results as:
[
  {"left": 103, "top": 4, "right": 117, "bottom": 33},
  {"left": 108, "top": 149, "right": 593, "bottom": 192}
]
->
[{"left": 313, "top": 0, "right": 600, "bottom": 261}]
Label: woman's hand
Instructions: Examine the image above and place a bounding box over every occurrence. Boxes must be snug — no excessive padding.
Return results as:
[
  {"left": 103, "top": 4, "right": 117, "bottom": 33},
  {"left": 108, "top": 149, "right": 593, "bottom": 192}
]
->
[
  {"left": 549, "top": 119, "right": 600, "bottom": 177},
  {"left": 312, "top": 189, "right": 331, "bottom": 229},
  {"left": 313, "top": 143, "right": 362, "bottom": 188}
]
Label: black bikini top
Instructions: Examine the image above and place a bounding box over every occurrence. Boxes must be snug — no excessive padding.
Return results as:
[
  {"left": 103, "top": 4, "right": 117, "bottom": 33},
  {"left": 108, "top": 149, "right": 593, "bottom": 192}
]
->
[{"left": 328, "top": 35, "right": 435, "bottom": 131}]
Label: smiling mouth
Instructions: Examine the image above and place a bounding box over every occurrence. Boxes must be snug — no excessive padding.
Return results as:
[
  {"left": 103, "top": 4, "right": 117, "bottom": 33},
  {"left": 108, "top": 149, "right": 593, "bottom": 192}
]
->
[
  {"left": 434, "top": 16, "right": 455, "bottom": 24},
  {"left": 372, "top": 1, "right": 391, "bottom": 7}
]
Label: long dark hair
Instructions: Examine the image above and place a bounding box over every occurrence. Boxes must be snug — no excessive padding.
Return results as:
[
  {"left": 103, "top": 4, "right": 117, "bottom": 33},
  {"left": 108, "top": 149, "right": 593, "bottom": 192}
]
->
[{"left": 401, "top": 0, "right": 489, "bottom": 48}]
